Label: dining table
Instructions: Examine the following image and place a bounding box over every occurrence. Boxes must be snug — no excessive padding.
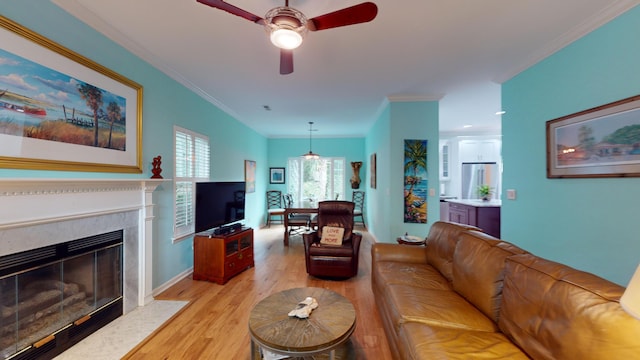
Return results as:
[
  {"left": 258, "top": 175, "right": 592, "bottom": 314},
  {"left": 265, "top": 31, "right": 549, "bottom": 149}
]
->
[{"left": 283, "top": 200, "right": 318, "bottom": 246}]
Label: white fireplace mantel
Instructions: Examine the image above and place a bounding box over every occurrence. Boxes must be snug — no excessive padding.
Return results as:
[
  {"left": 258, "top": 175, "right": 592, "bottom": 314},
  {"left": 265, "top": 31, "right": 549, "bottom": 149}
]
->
[{"left": 0, "top": 178, "right": 166, "bottom": 307}]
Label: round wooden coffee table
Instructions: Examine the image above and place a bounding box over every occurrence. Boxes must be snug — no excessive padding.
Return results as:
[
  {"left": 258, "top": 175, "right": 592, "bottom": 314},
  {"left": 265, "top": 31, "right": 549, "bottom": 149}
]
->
[{"left": 249, "top": 287, "right": 356, "bottom": 359}]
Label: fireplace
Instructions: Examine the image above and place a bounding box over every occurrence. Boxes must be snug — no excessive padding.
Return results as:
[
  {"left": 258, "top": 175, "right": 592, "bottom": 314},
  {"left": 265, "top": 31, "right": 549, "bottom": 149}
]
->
[
  {"left": 0, "top": 230, "right": 124, "bottom": 359},
  {"left": 0, "top": 179, "right": 163, "bottom": 359}
]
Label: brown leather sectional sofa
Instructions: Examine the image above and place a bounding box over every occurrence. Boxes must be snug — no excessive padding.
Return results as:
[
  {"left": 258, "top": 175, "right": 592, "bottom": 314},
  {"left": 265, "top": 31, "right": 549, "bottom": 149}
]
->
[{"left": 371, "top": 221, "right": 640, "bottom": 359}]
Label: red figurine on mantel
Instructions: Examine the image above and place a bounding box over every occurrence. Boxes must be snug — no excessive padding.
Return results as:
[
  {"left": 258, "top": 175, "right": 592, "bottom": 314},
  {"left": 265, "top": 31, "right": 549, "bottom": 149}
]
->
[{"left": 151, "top": 156, "right": 163, "bottom": 179}]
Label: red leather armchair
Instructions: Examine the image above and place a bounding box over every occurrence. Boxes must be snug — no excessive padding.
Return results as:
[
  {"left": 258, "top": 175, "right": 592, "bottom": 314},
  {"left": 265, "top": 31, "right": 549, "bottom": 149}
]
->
[{"left": 302, "top": 201, "right": 362, "bottom": 279}]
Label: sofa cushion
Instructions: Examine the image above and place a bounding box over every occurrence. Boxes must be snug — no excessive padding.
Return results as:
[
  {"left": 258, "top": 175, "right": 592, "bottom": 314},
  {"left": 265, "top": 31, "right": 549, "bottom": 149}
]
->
[
  {"left": 399, "top": 322, "right": 529, "bottom": 360},
  {"left": 499, "top": 253, "right": 640, "bottom": 360},
  {"left": 425, "top": 221, "right": 480, "bottom": 282},
  {"left": 385, "top": 284, "right": 498, "bottom": 332},
  {"left": 452, "top": 231, "right": 527, "bottom": 323},
  {"left": 371, "top": 243, "right": 428, "bottom": 265},
  {"left": 374, "top": 261, "right": 452, "bottom": 290}
]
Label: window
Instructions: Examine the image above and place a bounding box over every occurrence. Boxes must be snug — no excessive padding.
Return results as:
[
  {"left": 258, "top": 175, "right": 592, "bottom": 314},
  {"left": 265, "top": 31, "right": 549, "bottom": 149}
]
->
[
  {"left": 174, "top": 126, "right": 209, "bottom": 241},
  {"left": 287, "top": 157, "right": 345, "bottom": 202}
]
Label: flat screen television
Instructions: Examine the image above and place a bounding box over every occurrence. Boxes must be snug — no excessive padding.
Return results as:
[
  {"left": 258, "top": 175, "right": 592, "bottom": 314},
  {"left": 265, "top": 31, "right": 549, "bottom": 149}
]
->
[{"left": 195, "top": 181, "right": 246, "bottom": 233}]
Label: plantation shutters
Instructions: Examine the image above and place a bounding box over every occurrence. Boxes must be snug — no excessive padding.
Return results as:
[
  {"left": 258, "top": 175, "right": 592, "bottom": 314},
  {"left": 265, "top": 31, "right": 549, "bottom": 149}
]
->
[{"left": 174, "top": 126, "right": 210, "bottom": 241}]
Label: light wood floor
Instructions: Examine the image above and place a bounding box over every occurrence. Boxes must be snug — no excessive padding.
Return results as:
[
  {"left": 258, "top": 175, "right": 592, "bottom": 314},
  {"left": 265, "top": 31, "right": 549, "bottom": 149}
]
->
[{"left": 123, "top": 226, "right": 393, "bottom": 359}]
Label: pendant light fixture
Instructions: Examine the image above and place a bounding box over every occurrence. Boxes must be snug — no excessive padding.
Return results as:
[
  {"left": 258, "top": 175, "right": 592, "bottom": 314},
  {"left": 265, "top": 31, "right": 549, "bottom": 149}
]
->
[{"left": 302, "top": 121, "right": 320, "bottom": 159}]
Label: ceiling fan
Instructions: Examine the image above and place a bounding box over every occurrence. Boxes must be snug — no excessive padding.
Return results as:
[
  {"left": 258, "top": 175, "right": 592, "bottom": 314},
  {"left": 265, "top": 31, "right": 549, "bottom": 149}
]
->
[{"left": 197, "top": 0, "right": 378, "bottom": 75}]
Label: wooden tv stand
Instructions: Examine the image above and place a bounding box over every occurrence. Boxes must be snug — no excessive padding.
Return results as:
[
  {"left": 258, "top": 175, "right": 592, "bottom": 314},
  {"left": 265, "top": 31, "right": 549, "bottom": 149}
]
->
[{"left": 193, "top": 227, "right": 254, "bottom": 285}]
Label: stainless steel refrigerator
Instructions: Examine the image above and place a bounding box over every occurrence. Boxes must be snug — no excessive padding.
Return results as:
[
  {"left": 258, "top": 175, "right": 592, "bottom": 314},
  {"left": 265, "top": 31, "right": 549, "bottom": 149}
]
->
[{"left": 461, "top": 162, "right": 500, "bottom": 200}]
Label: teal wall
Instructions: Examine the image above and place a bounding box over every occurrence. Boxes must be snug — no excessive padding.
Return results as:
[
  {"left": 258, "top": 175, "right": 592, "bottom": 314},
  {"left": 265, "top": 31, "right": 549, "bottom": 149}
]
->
[
  {"left": 366, "top": 100, "right": 440, "bottom": 242},
  {"left": 0, "top": 1, "right": 268, "bottom": 288},
  {"left": 365, "top": 105, "right": 391, "bottom": 241},
  {"left": 502, "top": 5, "right": 640, "bottom": 285}
]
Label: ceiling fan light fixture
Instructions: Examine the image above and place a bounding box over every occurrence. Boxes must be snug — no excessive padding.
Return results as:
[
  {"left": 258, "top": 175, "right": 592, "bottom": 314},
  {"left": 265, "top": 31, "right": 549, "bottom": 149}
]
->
[
  {"left": 199, "top": 0, "right": 379, "bottom": 75},
  {"left": 264, "top": 6, "right": 308, "bottom": 50},
  {"left": 270, "top": 28, "right": 303, "bottom": 49}
]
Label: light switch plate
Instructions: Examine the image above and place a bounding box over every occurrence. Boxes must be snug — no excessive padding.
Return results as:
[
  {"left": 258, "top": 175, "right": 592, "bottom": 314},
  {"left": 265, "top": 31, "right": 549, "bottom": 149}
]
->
[
  {"left": 506, "top": 189, "right": 516, "bottom": 200},
  {"left": 429, "top": 188, "right": 436, "bottom": 197}
]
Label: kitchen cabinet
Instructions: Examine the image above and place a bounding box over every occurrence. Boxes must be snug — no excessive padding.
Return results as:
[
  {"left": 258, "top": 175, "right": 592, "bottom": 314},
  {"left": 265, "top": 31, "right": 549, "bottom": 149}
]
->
[
  {"left": 447, "top": 200, "right": 500, "bottom": 238},
  {"left": 459, "top": 140, "right": 501, "bottom": 163},
  {"left": 439, "top": 140, "right": 450, "bottom": 180}
]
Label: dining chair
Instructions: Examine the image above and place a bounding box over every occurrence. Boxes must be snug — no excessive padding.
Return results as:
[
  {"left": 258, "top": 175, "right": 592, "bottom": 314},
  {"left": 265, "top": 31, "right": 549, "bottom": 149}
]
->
[
  {"left": 352, "top": 190, "right": 366, "bottom": 228},
  {"left": 283, "top": 194, "right": 312, "bottom": 235},
  {"left": 266, "top": 190, "right": 284, "bottom": 227}
]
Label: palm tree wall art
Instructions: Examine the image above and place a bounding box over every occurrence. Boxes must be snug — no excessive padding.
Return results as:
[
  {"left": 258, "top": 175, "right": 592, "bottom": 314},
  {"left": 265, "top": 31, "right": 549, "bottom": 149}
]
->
[{"left": 404, "top": 139, "right": 427, "bottom": 223}]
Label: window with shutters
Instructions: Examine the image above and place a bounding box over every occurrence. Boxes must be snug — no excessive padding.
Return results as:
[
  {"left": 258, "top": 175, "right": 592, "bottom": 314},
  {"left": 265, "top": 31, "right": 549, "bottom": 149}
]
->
[{"left": 173, "top": 126, "right": 210, "bottom": 241}]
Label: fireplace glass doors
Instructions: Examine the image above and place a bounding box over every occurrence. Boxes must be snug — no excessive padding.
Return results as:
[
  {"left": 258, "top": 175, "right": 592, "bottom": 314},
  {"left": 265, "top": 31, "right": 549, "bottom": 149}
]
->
[{"left": 0, "top": 230, "right": 123, "bottom": 359}]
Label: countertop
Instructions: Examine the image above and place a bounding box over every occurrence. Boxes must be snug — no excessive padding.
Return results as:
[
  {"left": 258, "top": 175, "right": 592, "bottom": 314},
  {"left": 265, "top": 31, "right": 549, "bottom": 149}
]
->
[{"left": 445, "top": 199, "right": 502, "bottom": 207}]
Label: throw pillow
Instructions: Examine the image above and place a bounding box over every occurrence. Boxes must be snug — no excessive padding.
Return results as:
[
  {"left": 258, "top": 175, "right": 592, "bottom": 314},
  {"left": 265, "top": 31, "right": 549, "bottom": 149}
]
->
[{"left": 320, "top": 226, "right": 345, "bottom": 246}]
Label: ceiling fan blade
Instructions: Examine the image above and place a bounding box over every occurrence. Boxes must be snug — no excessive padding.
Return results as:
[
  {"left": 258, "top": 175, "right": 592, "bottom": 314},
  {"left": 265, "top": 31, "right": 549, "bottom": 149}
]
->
[
  {"left": 280, "top": 49, "right": 294, "bottom": 75},
  {"left": 197, "top": 0, "right": 265, "bottom": 25},
  {"left": 307, "top": 2, "right": 377, "bottom": 31}
]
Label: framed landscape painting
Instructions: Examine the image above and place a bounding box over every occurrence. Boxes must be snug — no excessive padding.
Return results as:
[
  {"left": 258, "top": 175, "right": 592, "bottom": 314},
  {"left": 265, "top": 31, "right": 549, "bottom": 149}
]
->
[
  {"left": 0, "top": 15, "right": 143, "bottom": 173},
  {"left": 546, "top": 95, "right": 640, "bottom": 178}
]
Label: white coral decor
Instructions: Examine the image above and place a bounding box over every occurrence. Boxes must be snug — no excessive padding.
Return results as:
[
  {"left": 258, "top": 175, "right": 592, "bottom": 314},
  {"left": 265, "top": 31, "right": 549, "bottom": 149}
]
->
[{"left": 287, "top": 297, "right": 319, "bottom": 319}]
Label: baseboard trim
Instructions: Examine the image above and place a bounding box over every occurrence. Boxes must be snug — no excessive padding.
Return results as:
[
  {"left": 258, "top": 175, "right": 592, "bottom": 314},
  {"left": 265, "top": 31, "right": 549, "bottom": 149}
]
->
[{"left": 152, "top": 267, "right": 193, "bottom": 297}]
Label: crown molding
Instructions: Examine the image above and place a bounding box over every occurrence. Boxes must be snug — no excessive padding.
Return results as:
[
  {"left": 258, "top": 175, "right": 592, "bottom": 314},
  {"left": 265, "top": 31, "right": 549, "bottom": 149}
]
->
[
  {"left": 494, "top": 1, "right": 639, "bottom": 83},
  {"left": 52, "top": 0, "right": 239, "bottom": 119}
]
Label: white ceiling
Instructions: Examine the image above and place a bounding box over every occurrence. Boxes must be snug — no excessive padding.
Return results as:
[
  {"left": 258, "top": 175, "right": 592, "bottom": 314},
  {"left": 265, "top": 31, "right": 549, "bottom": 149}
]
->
[{"left": 52, "top": 0, "right": 637, "bottom": 137}]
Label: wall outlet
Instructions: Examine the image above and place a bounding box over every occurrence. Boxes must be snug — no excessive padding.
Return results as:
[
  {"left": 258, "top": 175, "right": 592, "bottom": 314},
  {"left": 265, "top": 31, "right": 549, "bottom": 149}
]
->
[{"left": 506, "top": 189, "right": 517, "bottom": 200}]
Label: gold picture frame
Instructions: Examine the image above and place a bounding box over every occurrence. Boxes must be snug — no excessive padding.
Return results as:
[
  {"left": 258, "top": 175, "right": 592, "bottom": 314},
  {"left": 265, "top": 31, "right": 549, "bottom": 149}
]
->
[{"left": 0, "top": 15, "right": 143, "bottom": 173}]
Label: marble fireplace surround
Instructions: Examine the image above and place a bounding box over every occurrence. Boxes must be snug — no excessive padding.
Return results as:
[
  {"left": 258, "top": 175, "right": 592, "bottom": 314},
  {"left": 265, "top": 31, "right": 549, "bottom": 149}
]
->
[{"left": 0, "top": 178, "right": 164, "bottom": 313}]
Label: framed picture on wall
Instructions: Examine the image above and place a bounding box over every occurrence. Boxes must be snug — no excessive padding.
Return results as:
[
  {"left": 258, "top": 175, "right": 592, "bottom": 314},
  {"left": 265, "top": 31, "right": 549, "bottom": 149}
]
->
[
  {"left": 0, "top": 15, "right": 143, "bottom": 173},
  {"left": 404, "top": 139, "right": 427, "bottom": 223},
  {"left": 245, "top": 160, "right": 256, "bottom": 193},
  {"left": 270, "top": 167, "right": 285, "bottom": 184},
  {"left": 546, "top": 94, "right": 640, "bottom": 178},
  {"left": 370, "top": 153, "right": 377, "bottom": 189}
]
